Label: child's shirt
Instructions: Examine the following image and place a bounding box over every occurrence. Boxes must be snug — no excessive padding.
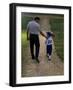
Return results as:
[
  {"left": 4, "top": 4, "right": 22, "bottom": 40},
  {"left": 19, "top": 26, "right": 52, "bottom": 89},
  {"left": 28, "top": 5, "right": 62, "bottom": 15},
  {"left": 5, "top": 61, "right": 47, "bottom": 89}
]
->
[
  {"left": 45, "top": 36, "right": 53, "bottom": 45},
  {"left": 45, "top": 32, "right": 53, "bottom": 45}
]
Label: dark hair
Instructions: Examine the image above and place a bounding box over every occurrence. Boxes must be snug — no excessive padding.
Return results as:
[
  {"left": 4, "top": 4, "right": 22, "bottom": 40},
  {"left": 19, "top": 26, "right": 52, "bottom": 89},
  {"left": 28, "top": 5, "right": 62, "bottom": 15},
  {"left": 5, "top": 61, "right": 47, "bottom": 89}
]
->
[
  {"left": 34, "top": 17, "right": 40, "bottom": 20},
  {"left": 46, "top": 32, "right": 51, "bottom": 37}
]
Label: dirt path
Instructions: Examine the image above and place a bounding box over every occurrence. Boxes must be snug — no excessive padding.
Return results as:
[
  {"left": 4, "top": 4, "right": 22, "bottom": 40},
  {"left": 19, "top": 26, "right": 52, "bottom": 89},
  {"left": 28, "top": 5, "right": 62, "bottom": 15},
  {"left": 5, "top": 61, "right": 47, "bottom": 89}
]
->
[{"left": 22, "top": 34, "right": 64, "bottom": 77}]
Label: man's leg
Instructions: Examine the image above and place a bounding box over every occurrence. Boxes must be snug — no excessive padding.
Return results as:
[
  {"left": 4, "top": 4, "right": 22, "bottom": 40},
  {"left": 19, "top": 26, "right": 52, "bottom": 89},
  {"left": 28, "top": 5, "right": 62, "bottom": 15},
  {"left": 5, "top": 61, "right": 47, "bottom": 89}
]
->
[
  {"left": 34, "top": 35, "right": 40, "bottom": 62},
  {"left": 30, "top": 34, "right": 35, "bottom": 59}
]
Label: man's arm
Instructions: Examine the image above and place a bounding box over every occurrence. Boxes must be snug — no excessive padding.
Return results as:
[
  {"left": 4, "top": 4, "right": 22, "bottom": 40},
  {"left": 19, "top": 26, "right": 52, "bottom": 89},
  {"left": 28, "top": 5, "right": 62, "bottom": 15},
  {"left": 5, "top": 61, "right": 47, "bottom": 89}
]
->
[
  {"left": 27, "top": 30, "right": 29, "bottom": 40},
  {"left": 40, "top": 31, "right": 47, "bottom": 39},
  {"left": 27, "top": 23, "right": 30, "bottom": 40},
  {"left": 27, "top": 29, "right": 30, "bottom": 40}
]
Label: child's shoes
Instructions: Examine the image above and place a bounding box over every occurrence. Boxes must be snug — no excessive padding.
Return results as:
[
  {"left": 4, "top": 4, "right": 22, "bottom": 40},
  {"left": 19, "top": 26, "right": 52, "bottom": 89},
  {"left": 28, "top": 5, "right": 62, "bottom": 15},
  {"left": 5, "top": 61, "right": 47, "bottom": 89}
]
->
[{"left": 48, "top": 55, "right": 51, "bottom": 61}]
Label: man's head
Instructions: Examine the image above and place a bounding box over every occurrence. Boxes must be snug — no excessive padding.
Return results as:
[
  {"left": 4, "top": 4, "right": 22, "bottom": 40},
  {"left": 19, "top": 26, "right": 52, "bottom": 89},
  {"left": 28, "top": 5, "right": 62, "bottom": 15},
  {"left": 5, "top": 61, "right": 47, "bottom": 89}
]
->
[{"left": 34, "top": 17, "right": 40, "bottom": 23}]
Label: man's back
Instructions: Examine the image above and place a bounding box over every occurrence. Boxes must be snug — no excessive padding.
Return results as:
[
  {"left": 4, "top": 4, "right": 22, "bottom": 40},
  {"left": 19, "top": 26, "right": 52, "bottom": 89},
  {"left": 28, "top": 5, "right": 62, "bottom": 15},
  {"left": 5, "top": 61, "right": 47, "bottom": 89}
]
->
[{"left": 27, "top": 20, "right": 40, "bottom": 35}]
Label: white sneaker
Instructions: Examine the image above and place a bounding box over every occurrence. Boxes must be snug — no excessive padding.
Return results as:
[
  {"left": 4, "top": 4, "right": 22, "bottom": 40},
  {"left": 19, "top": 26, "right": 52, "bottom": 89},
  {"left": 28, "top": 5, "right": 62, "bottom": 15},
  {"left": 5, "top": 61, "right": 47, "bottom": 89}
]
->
[
  {"left": 48, "top": 55, "right": 51, "bottom": 61},
  {"left": 46, "top": 54, "right": 49, "bottom": 57}
]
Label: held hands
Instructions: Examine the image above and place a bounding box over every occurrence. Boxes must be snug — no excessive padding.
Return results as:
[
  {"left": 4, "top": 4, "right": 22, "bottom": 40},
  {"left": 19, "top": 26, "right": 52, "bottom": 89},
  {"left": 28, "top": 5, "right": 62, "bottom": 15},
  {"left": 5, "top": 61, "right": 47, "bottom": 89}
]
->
[{"left": 45, "top": 34, "right": 48, "bottom": 39}]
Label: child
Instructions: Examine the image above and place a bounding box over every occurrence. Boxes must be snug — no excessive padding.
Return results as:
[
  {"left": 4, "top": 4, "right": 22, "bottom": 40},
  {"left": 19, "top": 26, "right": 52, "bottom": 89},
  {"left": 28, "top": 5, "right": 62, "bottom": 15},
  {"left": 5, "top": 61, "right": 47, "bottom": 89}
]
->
[{"left": 45, "top": 31, "right": 55, "bottom": 61}]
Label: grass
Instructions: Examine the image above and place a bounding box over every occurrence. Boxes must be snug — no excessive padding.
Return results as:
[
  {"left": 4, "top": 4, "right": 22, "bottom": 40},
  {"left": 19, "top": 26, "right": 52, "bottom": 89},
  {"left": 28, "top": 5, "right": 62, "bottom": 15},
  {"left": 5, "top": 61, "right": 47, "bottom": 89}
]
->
[
  {"left": 21, "top": 31, "right": 29, "bottom": 48},
  {"left": 21, "top": 31, "right": 29, "bottom": 77},
  {"left": 50, "top": 18, "right": 64, "bottom": 61},
  {"left": 21, "top": 31, "right": 29, "bottom": 63}
]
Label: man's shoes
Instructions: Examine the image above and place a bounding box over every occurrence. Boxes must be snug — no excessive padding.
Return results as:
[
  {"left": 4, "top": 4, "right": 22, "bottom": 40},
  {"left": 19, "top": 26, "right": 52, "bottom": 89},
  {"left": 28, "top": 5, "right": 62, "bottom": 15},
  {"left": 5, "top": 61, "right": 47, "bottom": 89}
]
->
[
  {"left": 32, "top": 56, "right": 40, "bottom": 63},
  {"left": 35, "top": 58, "right": 40, "bottom": 63},
  {"left": 32, "top": 56, "right": 35, "bottom": 59}
]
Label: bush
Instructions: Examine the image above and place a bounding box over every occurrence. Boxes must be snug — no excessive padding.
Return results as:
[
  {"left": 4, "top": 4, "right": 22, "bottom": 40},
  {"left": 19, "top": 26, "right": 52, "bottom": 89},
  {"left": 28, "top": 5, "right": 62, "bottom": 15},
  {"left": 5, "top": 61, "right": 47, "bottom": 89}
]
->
[
  {"left": 21, "top": 16, "right": 33, "bottom": 31},
  {"left": 50, "top": 18, "right": 64, "bottom": 61}
]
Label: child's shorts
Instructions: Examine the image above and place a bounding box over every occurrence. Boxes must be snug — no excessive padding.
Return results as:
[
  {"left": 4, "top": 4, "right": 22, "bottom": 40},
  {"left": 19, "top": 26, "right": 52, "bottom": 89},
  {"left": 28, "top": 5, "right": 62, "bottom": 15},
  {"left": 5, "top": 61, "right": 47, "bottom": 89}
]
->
[{"left": 46, "top": 45, "right": 52, "bottom": 55}]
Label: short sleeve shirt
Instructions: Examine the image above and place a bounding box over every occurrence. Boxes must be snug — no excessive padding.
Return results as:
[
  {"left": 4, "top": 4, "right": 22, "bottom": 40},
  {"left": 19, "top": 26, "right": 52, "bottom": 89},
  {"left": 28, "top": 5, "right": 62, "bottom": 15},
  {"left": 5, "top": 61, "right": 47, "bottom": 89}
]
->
[
  {"left": 45, "top": 32, "right": 53, "bottom": 45},
  {"left": 46, "top": 37, "right": 53, "bottom": 45},
  {"left": 27, "top": 20, "right": 40, "bottom": 35}
]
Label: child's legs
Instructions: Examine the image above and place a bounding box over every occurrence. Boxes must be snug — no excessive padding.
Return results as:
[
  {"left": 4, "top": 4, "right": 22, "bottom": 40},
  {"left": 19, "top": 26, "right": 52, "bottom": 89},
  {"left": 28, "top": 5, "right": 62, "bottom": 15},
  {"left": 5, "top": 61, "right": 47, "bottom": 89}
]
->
[
  {"left": 47, "top": 45, "right": 52, "bottom": 56},
  {"left": 46, "top": 46, "right": 48, "bottom": 54}
]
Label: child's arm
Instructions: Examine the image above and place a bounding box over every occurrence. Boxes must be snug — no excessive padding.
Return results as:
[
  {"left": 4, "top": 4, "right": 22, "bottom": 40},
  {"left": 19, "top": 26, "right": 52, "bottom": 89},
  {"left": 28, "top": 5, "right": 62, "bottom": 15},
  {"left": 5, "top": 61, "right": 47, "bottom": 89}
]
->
[{"left": 51, "top": 32, "right": 55, "bottom": 37}]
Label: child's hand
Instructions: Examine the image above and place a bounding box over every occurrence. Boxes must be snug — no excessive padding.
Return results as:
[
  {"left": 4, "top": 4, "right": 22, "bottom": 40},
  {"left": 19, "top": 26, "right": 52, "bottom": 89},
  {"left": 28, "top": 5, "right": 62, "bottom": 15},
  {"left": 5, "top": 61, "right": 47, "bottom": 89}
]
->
[
  {"left": 51, "top": 32, "right": 55, "bottom": 37},
  {"left": 46, "top": 36, "right": 48, "bottom": 39}
]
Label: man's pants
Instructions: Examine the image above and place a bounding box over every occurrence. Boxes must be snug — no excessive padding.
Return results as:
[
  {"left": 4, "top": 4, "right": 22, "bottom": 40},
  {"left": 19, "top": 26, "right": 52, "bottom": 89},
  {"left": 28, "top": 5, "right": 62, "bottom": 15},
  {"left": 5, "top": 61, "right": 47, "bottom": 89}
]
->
[{"left": 30, "top": 34, "right": 40, "bottom": 59}]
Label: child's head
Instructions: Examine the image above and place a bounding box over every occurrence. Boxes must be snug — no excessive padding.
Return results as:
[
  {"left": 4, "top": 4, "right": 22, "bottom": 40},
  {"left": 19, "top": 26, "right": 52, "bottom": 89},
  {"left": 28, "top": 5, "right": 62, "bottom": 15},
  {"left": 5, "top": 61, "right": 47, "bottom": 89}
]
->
[{"left": 46, "top": 32, "right": 51, "bottom": 37}]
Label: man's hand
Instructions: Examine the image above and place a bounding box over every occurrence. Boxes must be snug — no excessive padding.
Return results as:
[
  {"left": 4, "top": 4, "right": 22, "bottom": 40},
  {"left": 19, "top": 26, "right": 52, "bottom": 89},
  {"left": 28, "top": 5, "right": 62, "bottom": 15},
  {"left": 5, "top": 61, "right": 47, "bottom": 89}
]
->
[
  {"left": 40, "top": 31, "right": 47, "bottom": 39},
  {"left": 27, "top": 30, "right": 30, "bottom": 40},
  {"left": 27, "top": 36, "right": 30, "bottom": 40}
]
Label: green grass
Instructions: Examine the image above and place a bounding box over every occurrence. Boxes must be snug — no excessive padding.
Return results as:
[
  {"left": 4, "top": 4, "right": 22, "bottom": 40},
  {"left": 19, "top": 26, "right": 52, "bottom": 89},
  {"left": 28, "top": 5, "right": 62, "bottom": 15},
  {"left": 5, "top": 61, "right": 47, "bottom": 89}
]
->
[
  {"left": 21, "top": 31, "right": 29, "bottom": 48},
  {"left": 21, "top": 31, "right": 29, "bottom": 66},
  {"left": 50, "top": 18, "right": 64, "bottom": 61}
]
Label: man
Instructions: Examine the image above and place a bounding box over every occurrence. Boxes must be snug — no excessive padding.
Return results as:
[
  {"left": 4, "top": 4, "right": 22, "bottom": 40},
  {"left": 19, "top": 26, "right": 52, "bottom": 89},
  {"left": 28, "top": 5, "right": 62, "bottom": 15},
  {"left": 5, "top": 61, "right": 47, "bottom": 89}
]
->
[{"left": 27, "top": 17, "right": 47, "bottom": 63}]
